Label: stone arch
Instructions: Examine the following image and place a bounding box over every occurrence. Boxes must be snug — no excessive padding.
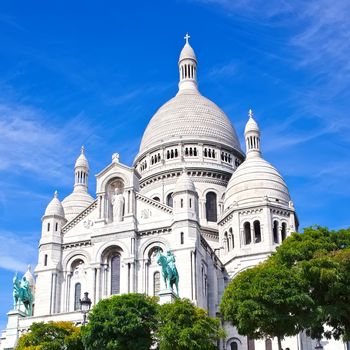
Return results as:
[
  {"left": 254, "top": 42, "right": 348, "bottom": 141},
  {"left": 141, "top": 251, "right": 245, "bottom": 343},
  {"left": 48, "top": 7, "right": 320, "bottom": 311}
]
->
[
  {"left": 99, "top": 172, "right": 130, "bottom": 193},
  {"left": 139, "top": 237, "right": 169, "bottom": 259},
  {"left": 95, "top": 240, "right": 130, "bottom": 263},
  {"left": 63, "top": 250, "right": 91, "bottom": 272},
  {"left": 226, "top": 337, "right": 242, "bottom": 349}
]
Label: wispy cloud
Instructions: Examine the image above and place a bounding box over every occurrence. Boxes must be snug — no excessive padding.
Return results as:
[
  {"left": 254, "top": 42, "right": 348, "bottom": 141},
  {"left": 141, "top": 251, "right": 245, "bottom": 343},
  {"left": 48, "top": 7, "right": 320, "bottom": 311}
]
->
[
  {"left": 0, "top": 230, "right": 37, "bottom": 273},
  {"left": 0, "top": 100, "right": 100, "bottom": 184},
  {"left": 208, "top": 61, "right": 238, "bottom": 78}
]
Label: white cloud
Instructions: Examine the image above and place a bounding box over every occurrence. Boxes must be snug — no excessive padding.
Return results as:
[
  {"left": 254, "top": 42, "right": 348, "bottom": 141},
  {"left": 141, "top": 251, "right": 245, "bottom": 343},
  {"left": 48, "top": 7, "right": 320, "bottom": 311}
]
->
[{"left": 0, "top": 230, "right": 38, "bottom": 273}]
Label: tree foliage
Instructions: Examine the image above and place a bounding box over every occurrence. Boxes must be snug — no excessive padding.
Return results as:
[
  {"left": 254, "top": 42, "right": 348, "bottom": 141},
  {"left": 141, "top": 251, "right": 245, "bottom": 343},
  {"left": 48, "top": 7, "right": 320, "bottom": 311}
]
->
[
  {"left": 220, "top": 226, "right": 350, "bottom": 347},
  {"left": 81, "top": 293, "right": 159, "bottom": 350},
  {"left": 220, "top": 262, "right": 314, "bottom": 350},
  {"left": 156, "top": 298, "right": 224, "bottom": 350},
  {"left": 15, "top": 321, "right": 83, "bottom": 350}
]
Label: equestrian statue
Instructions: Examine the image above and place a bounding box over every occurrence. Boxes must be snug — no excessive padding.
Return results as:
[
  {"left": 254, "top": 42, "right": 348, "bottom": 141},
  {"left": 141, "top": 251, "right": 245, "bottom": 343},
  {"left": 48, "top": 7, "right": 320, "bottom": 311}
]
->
[
  {"left": 156, "top": 249, "right": 179, "bottom": 296},
  {"left": 13, "top": 272, "right": 34, "bottom": 316}
]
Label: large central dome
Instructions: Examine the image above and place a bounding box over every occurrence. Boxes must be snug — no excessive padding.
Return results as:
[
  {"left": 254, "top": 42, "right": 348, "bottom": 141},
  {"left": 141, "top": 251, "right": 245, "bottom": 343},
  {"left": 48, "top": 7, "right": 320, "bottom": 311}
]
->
[
  {"left": 136, "top": 35, "right": 242, "bottom": 159},
  {"left": 139, "top": 89, "right": 240, "bottom": 153}
]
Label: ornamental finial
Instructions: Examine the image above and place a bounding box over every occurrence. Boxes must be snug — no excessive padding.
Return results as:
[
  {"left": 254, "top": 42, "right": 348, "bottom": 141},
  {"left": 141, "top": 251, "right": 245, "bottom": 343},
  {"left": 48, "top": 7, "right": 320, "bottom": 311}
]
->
[
  {"left": 248, "top": 109, "right": 254, "bottom": 119},
  {"left": 184, "top": 33, "right": 190, "bottom": 45},
  {"left": 81, "top": 145, "right": 85, "bottom": 154},
  {"left": 54, "top": 190, "right": 58, "bottom": 198}
]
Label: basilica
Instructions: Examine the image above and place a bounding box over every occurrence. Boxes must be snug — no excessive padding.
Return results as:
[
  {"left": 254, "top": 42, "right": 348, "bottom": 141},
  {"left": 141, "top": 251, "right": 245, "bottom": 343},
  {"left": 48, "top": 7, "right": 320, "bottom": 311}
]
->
[{"left": 0, "top": 36, "right": 344, "bottom": 350}]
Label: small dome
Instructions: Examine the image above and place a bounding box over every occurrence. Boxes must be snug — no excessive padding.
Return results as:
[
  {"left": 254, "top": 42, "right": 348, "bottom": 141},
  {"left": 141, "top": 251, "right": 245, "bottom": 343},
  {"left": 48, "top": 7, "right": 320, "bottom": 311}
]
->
[
  {"left": 224, "top": 157, "right": 291, "bottom": 210},
  {"left": 244, "top": 110, "right": 260, "bottom": 135},
  {"left": 174, "top": 171, "right": 196, "bottom": 193},
  {"left": 62, "top": 190, "right": 94, "bottom": 222},
  {"left": 44, "top": 191, "right": 65, "bottom": 217},
  {"left": 179, "top": 43, "right": 197, "bottom": 62},
  {"left": 75, "top": 146, "right": 89, "bottom": 169},
  {"left": 23, "top": 265, "right": 35, "bottom": 288}
]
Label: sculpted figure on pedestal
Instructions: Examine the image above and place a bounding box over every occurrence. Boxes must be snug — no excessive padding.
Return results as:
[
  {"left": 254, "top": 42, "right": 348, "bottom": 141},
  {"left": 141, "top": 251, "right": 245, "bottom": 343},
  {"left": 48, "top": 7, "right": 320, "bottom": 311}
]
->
[{"left": 112, "top": 187, "right": 124, "bottom": 222}]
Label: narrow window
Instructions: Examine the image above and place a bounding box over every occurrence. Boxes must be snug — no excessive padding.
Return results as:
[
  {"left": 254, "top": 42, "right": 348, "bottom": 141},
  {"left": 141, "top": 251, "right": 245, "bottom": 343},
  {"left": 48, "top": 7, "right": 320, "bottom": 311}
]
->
[
  {"left": 166, "top": 193, "right": 173, "bottom": 207},
  {"left": 224, "top": 232, "right": 229, "bottom": 251},
  {"left": 185, "top": 148, "right": 188, "bottom": 156},
  {"left": 265, "top": 339, "right": 272, "bottom": 350},
  {"left": 189, "top": 198, "right": 192, "bottom": 208},
  {"left": 229, "top": 228, "right": 234, "bottom": 249},
  {"left": 180, "top": 232, "right": 184, "bottom": 245},
  {"left": 47, "top": 223, "right": 50, "bottom": 232},
  {"left": 55, "top": 222, "right": 58, "bottom": 232},
  {"left": 44, "top": 254, "right": 48, "bottom": 266},
  {"left": 208, "top": 149, "right": 212, "bottom": 157},
  {"left": 244, "top": 222, "right": 251, "bottom": 244},
  {"left": 167, "top": 150, "right": 170, "bottom": 159},
  {"left": 204, "top": 148, "right": 208, "bottom": 157},
  {"left": 281, "top": 222, "right": 287, "bottom": 241},
  {"left": 175, "top": 149, "right": 178, "bottom": 157},
  {"left": 180, "top": 198, "right": 184, "bottom": 208},
  {"left": 154, "top": 271, "right": 160, "bottom": 296},
  {"left": 230, "top": 342, "right": 238, "bottom": 350},
  {"left": 190, "top": 147, "right": 193, "bottom": 156},
  {"left": 74, "top": 283, "right": 81, "bottom": 311},
  {"left": 206, "top": 192, "right": 217, "bottom": 222},
  {"left": 273, "top": 220, "right": 279, "bottom": 243},
  {"left": 171, "top": 150, "right": 174, "bottom": 158},
  {"left": 111, "top": 255, "right": 121, "bottom": 295},
  {"left": 194, "top": 148, "right": 197, "bottom": 156},
  {"left": 254, "top": 220, "right": 261, "bottom": 243}
]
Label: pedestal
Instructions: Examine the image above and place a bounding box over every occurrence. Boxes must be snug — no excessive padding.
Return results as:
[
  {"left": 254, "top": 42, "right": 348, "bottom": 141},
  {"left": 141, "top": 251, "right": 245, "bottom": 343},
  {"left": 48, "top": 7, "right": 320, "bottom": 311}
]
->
[
  {"left": 0, "top": 310, "right": 26, "bottom": 350},
  {"left": 158, "top": 289, "right": 177, "bottom": 305}
]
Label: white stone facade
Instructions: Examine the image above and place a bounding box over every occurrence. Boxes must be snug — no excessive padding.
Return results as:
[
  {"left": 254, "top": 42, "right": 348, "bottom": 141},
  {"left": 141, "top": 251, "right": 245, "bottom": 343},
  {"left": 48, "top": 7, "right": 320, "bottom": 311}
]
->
[{"left": 1, "top": 36, "right": 348, "bottom": 350}]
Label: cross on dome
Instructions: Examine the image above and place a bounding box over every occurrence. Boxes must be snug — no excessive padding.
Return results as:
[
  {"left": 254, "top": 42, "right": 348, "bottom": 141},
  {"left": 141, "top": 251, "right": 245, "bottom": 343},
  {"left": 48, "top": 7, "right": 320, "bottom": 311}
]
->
[
  {"left": 81, "top": 145, "right": 85, "bottom": 154},
  {"left": 248, "top": 109, "right": 254, "bottom": 119},
  {"left": 184, "top": 33, "right": 190, "bottom": 44}
]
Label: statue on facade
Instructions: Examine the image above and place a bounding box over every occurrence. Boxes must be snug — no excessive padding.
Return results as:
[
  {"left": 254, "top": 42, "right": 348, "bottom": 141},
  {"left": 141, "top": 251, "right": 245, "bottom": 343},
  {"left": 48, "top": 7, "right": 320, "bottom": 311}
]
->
[
  {"left": 156, "top": 249, "right": 179, "bottom": 295},
  {"left": 13, "top": 273, "right": 34, "bottom": 316},
  {"left": 112, "top": 187, "right": 124, "bottom": 222}
]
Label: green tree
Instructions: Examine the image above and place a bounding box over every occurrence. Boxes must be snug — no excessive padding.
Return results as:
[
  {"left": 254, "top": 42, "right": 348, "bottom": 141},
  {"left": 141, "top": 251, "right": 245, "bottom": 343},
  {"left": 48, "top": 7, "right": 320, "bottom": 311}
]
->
[
  {"left": 272, "top": 226, "right": 350, "bottom": 340},
  {"left": 220, "top": 262, "right": 314, "bottom": 350},
  {"left": 82, "top": 293, "right": 158, "bottom": 350},
  {"left": 15, "top": 321, "right": 83, "bottom": 350},
  {"left": 156, "top": 298, "right": 224, "bottom": 350}
]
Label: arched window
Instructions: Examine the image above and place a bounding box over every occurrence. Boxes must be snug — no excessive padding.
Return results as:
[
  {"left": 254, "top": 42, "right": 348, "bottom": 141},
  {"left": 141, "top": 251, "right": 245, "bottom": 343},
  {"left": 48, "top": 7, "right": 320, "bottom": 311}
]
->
[
  {"left": 229, "top": 228, "right": 234, "bottom": 249},
  {"left": 254, "top": 220, "right": 261, "bottom": 243},
  {"left": 180, "top": 232, "right": 184, "bottom": 245},
  {"left": 153, "top": 271, "right": 160, "bottom": 296},
  {"left": 206, "top": 192, "right": 217, "bottom": 222},
  {"left": 194, "top": 148, "right": 197, "bottom": 156},
  {"left": 153, "top": 196, "right": 160, "bottom": 202},
  {"left": 180, "top": 198, "right": 184, "bottom": 208},
  {"left": 111, "top": 255, "right": 121, "bottom": 295},
  {"left": 224, "top": 231, "right": 229, "bottom": 252},
  {"left": 44, "top": 254, "right": 48, "bottom": 266},
  {"left": 281, "top": 222, "right": 287, "bottom": 241},
  {"left": 74, "top": 283, "right": 81, "bottom": 311},
  {"left": 265, "top": 339, "right": 272, "bottom": 350},
  {"left": 244, "top": 222, "right": 252, "bottom": 244},
  {"left": 55, "top": 222, "right": 58, "bottom": 231},
  {"left": 185, "top": 148, "right": 188, "bottom": 156},
  {"left": 273, "top": 220, "right": 279, "bottom": 243},
  {"left": 230, "top": 342, "right": 238, "bottom": 350},
  {"left": 47, "top": 223, "right": 50, "bottom": 232},
  {"left": 166, "top": 193, "right": 173, "bottom": 207}
]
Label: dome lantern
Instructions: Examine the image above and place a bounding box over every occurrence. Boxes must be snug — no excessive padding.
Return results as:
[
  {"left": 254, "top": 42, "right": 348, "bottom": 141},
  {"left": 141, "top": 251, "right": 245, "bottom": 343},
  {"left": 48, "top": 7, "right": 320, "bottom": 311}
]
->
[
  {"left": 178, "top": 33, "right": 198, "bottom": 92},
  {"left": 244, "top": 109, "right": 261, "bottom": 159}
]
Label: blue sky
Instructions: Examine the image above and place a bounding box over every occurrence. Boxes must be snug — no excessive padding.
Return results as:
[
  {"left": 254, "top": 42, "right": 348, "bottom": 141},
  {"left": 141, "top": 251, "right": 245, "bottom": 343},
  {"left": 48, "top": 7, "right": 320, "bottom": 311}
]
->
[{"left": 0, "top": 0, "right": 349, "bottom": 329}]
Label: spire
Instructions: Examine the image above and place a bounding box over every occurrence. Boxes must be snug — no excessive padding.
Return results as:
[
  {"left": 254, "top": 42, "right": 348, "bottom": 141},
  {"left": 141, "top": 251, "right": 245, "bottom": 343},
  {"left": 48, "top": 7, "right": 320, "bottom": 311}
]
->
[
  {"left": 74, "top": 146, "right": 89, "bottom": 192},
  {"left": 178, "top": 33, "right": 198, "bottom": 92},
  {"left": 244, "top": 109, "right": 261, "bottom": 158}
]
